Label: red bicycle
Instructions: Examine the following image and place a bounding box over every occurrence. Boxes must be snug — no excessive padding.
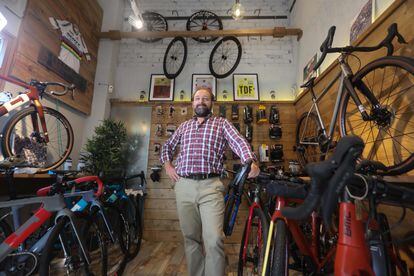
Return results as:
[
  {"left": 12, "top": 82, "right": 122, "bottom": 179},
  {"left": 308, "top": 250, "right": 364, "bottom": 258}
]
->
[{"left": 0, "top": 74, "right": 74, "bottom": 172}]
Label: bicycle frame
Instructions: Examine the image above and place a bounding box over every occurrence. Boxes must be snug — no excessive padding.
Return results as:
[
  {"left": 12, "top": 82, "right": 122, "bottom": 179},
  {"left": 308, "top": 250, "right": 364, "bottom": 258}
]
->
[
  {"left": 262, "top": 196, "right": 336, "bottom": 275},
  {"left": 0, "top": 74, "right": 50, "bottom": 142}
]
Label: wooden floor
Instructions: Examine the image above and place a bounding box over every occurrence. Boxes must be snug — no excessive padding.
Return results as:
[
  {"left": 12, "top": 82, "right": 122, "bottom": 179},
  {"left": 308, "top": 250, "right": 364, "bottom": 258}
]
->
[{"left": 123, "top": 241, "right": 241, "bottom": 275}]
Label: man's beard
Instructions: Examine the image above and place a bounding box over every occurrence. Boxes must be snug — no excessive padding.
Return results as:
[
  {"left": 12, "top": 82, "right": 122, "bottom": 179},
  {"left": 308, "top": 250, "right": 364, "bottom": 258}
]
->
[{"left": 195, "top": 104, "right": 211, "bottom": 117}]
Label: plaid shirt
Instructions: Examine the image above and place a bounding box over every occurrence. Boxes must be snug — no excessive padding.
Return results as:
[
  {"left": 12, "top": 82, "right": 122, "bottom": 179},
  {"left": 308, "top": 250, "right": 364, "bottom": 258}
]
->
[{"left": 160, "top": 115, "right": 256, "bottom": 176}]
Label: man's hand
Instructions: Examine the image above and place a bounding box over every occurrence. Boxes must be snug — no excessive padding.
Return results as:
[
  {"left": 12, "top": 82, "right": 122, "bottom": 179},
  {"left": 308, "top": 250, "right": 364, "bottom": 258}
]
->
[
  {"left": 164, "top": 161, "right": 180, "bottom": 182},
  {"left": 248, "top": 162, "right": 260, "bottom": 179}
]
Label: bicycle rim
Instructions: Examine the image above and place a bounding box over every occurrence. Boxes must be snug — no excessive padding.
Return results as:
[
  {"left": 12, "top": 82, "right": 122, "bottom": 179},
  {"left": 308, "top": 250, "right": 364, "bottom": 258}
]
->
[
  {"left": 186, "top": 10, "right": 222, "bottom": 43},
  {"left": 295, "top": 112, "right": 323, "bottom": 168},
  {"left": 339, "top": 56, "right": 414, "bottom": 175},
  {"left": 163, "top": 36, "right": 187, "bottom": 79},
  {"left": 2, "top": 106, "right": 74, "bottom": 172},
  {"left": 209, "top": 36, "right": 242, "bottom": 79}
]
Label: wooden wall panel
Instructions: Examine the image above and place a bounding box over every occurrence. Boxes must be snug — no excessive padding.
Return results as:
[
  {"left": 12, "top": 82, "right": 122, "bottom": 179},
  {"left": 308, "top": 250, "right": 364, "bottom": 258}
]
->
[
  {"left": 8, "top": 0, "right": 102, "bottom": 115},
  {"left": 294, "top": 0, "right": 414, "bottom": 174},
  {"left": 141, "top": 101, "right": 296, "bottom": 243}
]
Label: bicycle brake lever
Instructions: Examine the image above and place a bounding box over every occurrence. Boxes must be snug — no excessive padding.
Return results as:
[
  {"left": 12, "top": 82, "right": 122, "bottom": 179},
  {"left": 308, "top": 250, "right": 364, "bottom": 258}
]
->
[{"left": 396, "top": 32, "right": 407, "bottom": 44}]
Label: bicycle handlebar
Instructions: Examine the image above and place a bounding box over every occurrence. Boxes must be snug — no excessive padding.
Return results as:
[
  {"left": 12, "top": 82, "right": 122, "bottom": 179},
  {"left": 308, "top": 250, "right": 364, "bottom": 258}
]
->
[
  {"left": 37, "top": 175, "right": 104, "bottom": 198},
  {"left": 312, "top": 23, "right": 407, "bottom": 73},
  {"left": 30, "top": 80, "right": 76, "bottom": 98}
]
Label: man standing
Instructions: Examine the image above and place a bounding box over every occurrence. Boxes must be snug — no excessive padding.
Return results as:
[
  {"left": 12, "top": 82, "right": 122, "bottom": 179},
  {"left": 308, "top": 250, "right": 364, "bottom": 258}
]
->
[{"left": 160, "top": 88, "right": 260, "bottom": 276}]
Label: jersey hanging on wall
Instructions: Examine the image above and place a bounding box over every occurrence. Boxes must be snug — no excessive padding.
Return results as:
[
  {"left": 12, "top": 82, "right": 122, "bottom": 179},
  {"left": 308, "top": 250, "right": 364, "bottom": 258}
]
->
[{"left": 49, "top": 17, "right": 91, "bottom": 73}]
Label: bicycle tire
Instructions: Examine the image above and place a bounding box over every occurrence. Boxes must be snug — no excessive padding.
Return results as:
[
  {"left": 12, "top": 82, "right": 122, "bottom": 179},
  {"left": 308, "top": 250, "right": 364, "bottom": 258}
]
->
[
  {"left": 136, "top": 12, "right": 168, "bottom": 43},
  {"left": 130, "top": 194, "right": 143, "bottom": 255},
  {"left": 223, "top": 195, "right": 236, "bottom": 236},
  {"left": 1, "top": 106, "right": 74, "bottom": 173},
  {"left": 119, "top": 197, "right": 141, "bottom": 258},
  {"left": 186, "top": 10, "right": 223, "bottom": 43},
  {"left": 237, "top": 207, "right": 269, "bottom": 276},
  {"left": 163, "top": 36, "right": 187, "bottom": 79},
  {"left": 39, "top": 215, "right": 105, "bottom": 276},
  {"left": 209, "top": 36, "right": 242, "bottom": 79},
  {"left": 295, "top": 112, "right": 323, "bottom": 169},
  {"left": 339, "top": 56, "right": 414, "bottom": 175},
  {"left": 270, "top": 220, "right": 288, "bottom": 275}
]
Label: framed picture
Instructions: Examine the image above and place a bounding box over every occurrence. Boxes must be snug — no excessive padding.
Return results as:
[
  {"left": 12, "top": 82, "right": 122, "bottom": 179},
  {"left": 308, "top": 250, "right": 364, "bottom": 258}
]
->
[
  {"left": 233, "top": 74, "right": 260, "bottom": 101},
  {"left": 149, "top": 74, "right": 174, "bottom": 101},
  {"left": 350, "top": 0, "right": 374, "bottom": 44},
  {"left": 191, "top": 74, "right": 217, "bottom": 98},
  {"left": 303, "top": 53, "right": 318, "bottom": 83}
]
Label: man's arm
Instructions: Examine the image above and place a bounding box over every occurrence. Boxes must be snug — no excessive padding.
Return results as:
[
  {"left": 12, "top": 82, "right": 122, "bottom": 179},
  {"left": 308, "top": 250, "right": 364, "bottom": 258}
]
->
[{"left": 222, "top": 119, "right": 260, "bottom": 178}]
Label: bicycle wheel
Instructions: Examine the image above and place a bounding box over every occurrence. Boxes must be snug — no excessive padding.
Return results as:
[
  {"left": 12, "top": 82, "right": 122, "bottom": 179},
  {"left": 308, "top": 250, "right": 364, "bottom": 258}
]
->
[
  {"left": 1, "top": 106, "right": 74, "bottom": 173},
  {"left": 339, "top": 56, "right": 414, "bottom": 175},
  {"left": 209, "top": 36, "right": 242, "bottom": 79},
  {"left": 39, "top": 215, "right": 106, "bottom": 276},
  {"left": 186, "top": 10, "right": 223, "bottom": 43},
  {"left": 295, "top": 112, "right": 323, "bottom": 168},
  {"left": 119, "top": 197, "right": 141, "bottom": 258},
  {"left": 136, "top": 12, "right": 168, "bottom": 43},
  {"left": 270, "top": 220, "right": 288, "bottom": 275},
  {"left": 163, "top": 36, "right": 187, "bottom": 79},
  {"left": 238, "top": 207, "right": 269, "bottom": 276}
]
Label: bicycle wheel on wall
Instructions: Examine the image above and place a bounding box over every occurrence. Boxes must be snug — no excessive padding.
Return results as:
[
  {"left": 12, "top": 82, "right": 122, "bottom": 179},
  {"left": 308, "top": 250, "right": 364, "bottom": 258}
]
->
[
  {"left": 1, "top": 106, "right": 74, "bottom": 173},
  {"left": 238, "top": 208, "right": 269, "bottom": 275},
  {"left": 339, "top": 56, "right": 414, "bottom": 175},
  {"left": 209, "top": 36, "right": 242, "bottom": 79},
  {"left": 295, "top": 112, "right": 323, "bottom": 169},
  {"left": 136, "top": 12, "right": 168, "bottom": 43},
  {"left": 163, "top": 36, "right": 187, "bottom": 79},
  {"left": 186, "top": 10, "right": 223, "bottom": 43}
]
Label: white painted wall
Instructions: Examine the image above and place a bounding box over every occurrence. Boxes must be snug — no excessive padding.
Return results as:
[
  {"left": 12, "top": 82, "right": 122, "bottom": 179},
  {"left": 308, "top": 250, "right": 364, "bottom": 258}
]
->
[{"left": 290, "top": 0, "right": 395, "bottom": 93}]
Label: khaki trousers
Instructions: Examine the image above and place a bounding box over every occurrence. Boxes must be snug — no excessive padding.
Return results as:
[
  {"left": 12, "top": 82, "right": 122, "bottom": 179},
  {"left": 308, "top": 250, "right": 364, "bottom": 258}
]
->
[{"left": 174, "top": 177, "right": 225, "bottom": 276}]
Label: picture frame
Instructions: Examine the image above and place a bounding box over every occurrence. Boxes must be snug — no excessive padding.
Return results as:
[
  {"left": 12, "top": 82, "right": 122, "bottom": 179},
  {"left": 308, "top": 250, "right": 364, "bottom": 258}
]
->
[
  {"left": 233, "top": 74, "right": 260, "bottom": 101},
  {"left": 350, "top": 0, "right": 374, "bottom": 44},
  {"left": 149, "top": 74, "right": 174, "bottom": 101},
  {"left": 191, "top": 74, "right": 217, "bottom": 99},
  {"left": 303, "top": 53, "right": 318, "bottom": 83}
]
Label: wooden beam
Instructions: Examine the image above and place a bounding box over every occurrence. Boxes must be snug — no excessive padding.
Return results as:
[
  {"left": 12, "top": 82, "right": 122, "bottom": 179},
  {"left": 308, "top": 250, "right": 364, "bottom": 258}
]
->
[{"left": 99, "top": 27, "right": 303, "bottom": 41}]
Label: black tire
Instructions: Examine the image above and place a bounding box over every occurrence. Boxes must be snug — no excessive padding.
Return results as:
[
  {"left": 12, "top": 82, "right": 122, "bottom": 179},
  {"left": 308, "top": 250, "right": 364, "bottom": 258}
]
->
[
  {"left": 295, "top": 112, "right": 323, "bottom": 169},
  {"left": 209, "top": 36, "right": 242, "bottom": 79},
  {"left": 163, "top": 36, "right": 187, "bottom": 79},
  {"left": 223, "top": 195, "right": 236, "bottom": 236},
  {"left": 136, "top": 12, "right": 168, "bottom": 43},
  {"left": 378, "top": 213, "right": 398, "bottom": 276},
  {"left": 339, "top": 56, "right": 414, "bottom": 175},
  {"left": 39, "top": 215, "right": 106, "bottom": 276},
  {"left": 186, "top": 10, "right": 223, "bottom": 43},
  {"left": 270, "top": 220, "right": 288, "bottom": 276},
  {"left": 119, "top": 197, "right": 141, "bottom": 259},
  {"left": 1, "top": 106, "right": 74, "bottom": 173},
  {"left": 238, "top": 207, "right": 269, "bottom": 276}
]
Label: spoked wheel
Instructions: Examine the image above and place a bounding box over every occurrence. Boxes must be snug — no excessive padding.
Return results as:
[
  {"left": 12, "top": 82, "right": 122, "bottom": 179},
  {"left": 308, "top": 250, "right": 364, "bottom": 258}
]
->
[
  {"left": 136, "top": 12, "right": 168, "bottom": 43},
  {"left": 1, "top": 106, "right": 74, "bottom": 172},
  {"left": 339, "top": 56, "right": 414, "bottom": 175},
  {"left": 295, "top": 112, "right": 324, "bottom": 169},
  {"left": 163, "top": 36, "right": 187, "bottom": 79},
  {"left": 209, "top": 36, "right": 242, "bottom": 79},
  {"left": 238, "top": 208, "right": 269, "bottom": 275},
  {"left": 186, "top": 10, "right": 223, "bottom": 43}
]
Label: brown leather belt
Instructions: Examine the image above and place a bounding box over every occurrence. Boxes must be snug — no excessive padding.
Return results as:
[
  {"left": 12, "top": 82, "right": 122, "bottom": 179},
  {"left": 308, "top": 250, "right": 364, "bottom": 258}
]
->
[{"left": 181, "top": 173, "right": 220, "bottom": 180}]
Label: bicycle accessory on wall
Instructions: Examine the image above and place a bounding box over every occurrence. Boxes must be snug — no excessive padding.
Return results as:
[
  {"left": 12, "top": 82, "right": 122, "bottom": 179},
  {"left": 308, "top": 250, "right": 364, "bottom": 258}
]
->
[
  {"left": 245, "top": 124, "right": 253, "bottom": 142},
  {"left": 269, "top": 124, "right": 282, "bottom": 139},
  {"left": 163, "top": 36, "right": 187, "bottom": 79},
  {"left": 209, "top": 36, "right": 242, "bottom": 78},
  {"left": 186, "top": 11, "right": 223, "bottom": 43},
  {"left": 270, "top": 144, "right": 284, "bottom": 162},
  {"left": 233, "top": 122, "right": 241, "bottom": 132},
  {"left": 231, "top": 104, "right": 239, "bottom": 120},
  {"left": 269, "top": 105, "right": 280, "bottom": 124},
  {"left": 181, "top": 107, "right": 187, "bottom": 115},
  {"left": 166, "top": 124, "right": 177, "bottom": 136},
  {"left": 156, "top": 105, "right": 163, "bottom": 116},
  {"left": 150, "top": 165, "right": 162, "bottom": 182},
  {"left": 155, "top": 124, "right": 163, "bottom": 137},
  {"left": 219, "top": 105, "right": 226, "bottom": 118},
  {"left": 136, "top": 12, "right": 168, "bottom": 43},
  {"left": 256, "top": 105, "right": 267, "bottom": 124},
  {"left": 169, "top": 105, "right": 175, "bottom": 117},
  {"left": 259, "top": 144, "right": 269, "bottom": 162},
  {"left": 154, "top": 143, "right": 161, "bottom": 155},
  {"left": 243, "top": 106, "right": 253, "bottom": 124}
]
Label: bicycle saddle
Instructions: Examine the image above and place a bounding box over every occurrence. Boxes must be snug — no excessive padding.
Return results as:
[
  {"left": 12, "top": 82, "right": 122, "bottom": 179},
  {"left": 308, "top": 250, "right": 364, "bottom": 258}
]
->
[{"left": 300, "top": 77, "right": 316, "bottom": 89}]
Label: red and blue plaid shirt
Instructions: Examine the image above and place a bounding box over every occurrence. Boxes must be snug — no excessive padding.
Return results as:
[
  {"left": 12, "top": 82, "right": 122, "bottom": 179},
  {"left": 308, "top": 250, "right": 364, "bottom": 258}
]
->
[{"left": 160, "top": 115, "right": 256, "bottom": 176}]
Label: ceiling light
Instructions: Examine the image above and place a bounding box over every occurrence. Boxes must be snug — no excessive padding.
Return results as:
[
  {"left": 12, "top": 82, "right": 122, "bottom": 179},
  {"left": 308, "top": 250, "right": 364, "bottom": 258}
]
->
[
  {"left": 231, "top": 0, "right": 245, "bottom": 20},
  {"left": 0, "top": 12, "right": 7, "bottom": 32}
]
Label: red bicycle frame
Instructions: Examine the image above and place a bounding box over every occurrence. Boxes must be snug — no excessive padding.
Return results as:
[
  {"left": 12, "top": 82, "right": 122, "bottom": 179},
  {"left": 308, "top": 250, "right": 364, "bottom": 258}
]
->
[
  {"left": 241, "top": 200, "right": 264, "bottom": 264},
  {"left": 0, "top": 74, "right": 49, "bottom": 142}
]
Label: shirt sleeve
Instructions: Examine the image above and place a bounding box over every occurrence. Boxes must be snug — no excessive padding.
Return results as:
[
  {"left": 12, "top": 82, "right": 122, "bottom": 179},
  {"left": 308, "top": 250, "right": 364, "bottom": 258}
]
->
[
  {"left": 222, "top": 119, "right": 257, "bottom": 164},
  {"left": 160, "top": 123, "right": 184, "bottom": 164}
]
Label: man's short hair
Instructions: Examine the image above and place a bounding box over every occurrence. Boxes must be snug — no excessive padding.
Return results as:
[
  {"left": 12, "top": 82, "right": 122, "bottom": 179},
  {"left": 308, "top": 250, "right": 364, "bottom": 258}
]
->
[{"left": 192, "top": 88, "right": 215, "bottom": 101}]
